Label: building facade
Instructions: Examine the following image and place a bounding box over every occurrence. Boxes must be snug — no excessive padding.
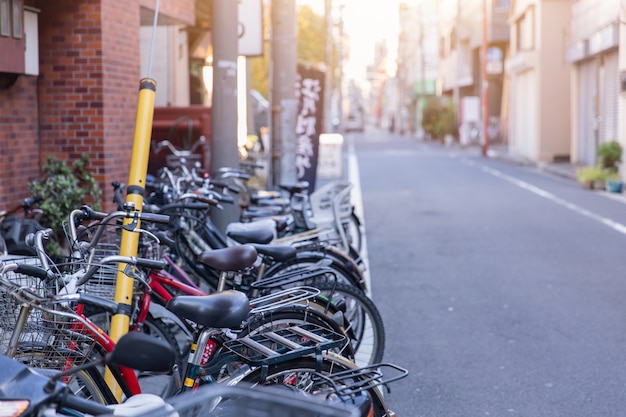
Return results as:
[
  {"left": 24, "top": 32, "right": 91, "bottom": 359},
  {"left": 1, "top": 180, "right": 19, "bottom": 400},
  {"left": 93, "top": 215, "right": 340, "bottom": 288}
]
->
[
  {"left": 567, "top": 0, "right": 620, "bottom": 166},
  {"left": 0, "top": 0, "right": 195, "bottom": 210},
  {"left": 432, "top": 0, "right": 509, "bottom": 145}
]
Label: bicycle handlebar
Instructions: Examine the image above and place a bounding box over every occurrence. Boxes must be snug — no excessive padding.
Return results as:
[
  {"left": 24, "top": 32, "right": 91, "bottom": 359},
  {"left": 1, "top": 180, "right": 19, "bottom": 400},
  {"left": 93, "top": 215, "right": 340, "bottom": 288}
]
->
[
  {"left": 153, "top": 136, "right": 207, "bottom": 157},
  {"left": 76, "top": 255, "right": 166, "bottom": 287}
]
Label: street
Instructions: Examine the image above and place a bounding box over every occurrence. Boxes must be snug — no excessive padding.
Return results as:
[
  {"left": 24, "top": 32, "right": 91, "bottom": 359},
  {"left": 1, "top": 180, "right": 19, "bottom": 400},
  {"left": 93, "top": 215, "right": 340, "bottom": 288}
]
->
[{"left": 351, "top": 129, "right": 626, "bottom": 417}]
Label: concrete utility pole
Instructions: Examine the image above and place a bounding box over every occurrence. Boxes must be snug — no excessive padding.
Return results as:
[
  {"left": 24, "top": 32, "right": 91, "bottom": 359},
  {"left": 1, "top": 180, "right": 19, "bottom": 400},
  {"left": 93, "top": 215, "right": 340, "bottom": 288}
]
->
[
  {"left": 269, "top": 0, "right": 298, "bottom": 187},
  {"left": 211, "top": 0, "right": 240, "bottom": 232},
  {"left": 325, "top": 0, "right": 333, "bottom": 133}
]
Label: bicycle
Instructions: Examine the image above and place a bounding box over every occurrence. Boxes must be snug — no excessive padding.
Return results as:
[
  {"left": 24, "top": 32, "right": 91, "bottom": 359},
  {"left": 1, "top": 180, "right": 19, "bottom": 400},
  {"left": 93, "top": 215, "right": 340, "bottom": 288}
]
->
[
  {"left": 0, "top": 195, "right": 44, "bottom": 256},
  {"left": 0, "top": 330, "right": 362, "bottom": 417},
  {"left": 1, "top": 259, "right": 406, "bottom": 416},
  {"left": 65, "top": 207, "right": 368, "bottom": 365}
]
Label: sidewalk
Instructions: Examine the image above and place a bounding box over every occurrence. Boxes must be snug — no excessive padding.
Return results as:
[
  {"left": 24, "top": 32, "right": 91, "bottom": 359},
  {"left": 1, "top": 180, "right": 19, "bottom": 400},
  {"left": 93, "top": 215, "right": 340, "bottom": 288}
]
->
[
  {"left": 483, "top": 143, "right": 626, "bottom": 204},
  {"left": 485, "top": 143, "right": 579, "bottom": 181}
]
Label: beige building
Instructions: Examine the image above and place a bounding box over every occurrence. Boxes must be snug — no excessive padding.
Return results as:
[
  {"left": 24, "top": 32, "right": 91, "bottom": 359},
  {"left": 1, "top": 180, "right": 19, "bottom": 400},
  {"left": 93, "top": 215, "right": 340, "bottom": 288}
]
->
[
  {"left": 567, "top": 0, "right": 621, "bottom": 166},
  {"left": 435, "top": 0, "right": 510, "bottom": 145},
  {"left": 507, "top": 0, "right": 572, "bottom": 162}
]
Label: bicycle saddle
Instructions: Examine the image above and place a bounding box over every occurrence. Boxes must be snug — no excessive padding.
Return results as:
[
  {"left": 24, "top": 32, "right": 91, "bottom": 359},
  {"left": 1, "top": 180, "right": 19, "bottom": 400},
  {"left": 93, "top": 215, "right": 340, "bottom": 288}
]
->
[
  {"left": 197, "top": 245, "right": 258, "bottom": 272},
  {"left": 166, "top": 290, "right": 250, "bottom": 328},
  {"left": 225, "top": 219, "right": 276, "bottom": 244},
  {"left": 251, "top": 243, "right": 296, "bottom": 262}
]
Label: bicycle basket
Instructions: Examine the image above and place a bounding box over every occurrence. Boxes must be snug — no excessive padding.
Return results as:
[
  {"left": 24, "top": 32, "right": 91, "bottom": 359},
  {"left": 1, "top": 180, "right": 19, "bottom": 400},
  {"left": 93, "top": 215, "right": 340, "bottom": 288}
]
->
[
  {"left": 0, "top": 277, "right": 102, "bottom": 369},
  {"left": 0, "top": 255, "right": 56, "bottom": 295},
  {"left": 66, "top": 222, "right": 149, "bottom": 300}
]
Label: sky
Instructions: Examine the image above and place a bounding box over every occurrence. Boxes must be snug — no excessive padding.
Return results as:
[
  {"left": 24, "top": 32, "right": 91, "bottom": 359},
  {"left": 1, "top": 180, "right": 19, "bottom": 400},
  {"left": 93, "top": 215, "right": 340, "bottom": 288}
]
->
[
  {"left": 298, "top": 0, "right": 399, "bottom": 84},
  {"left": 341, "top": 0, "right": 399, "bottom": 82}
]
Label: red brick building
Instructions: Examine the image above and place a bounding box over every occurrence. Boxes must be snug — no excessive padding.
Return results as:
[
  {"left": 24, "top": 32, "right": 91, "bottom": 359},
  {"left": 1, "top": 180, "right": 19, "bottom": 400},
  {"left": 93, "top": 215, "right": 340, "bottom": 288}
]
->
[{"left": 0, "top": 0, "right": 197, "bottom": 211}]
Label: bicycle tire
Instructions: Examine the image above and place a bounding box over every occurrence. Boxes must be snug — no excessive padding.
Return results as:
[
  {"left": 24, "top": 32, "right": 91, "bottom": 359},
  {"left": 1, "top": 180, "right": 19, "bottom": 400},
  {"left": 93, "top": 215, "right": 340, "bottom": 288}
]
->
[
  {"left": 312, "top": 282, "right": 385, "bottom": 367},
  {"left": 344, "top": 211, "right": 363, "bottom": 253},
  {"left": 240, "top": 354, "right": 389, "bottom": 417},
  {"left": 264, "top": 250, "right": 367, "bottom": 293},
  {"left": 13, "top": 351, "right": 116, "bottom": 404}
]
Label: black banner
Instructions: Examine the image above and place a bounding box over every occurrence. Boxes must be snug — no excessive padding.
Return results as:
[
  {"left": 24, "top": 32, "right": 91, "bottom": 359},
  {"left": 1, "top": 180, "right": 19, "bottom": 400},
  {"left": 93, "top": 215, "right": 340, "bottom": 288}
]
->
[{"left": 295, "top": 64, "right": 325, "bottom": 193}]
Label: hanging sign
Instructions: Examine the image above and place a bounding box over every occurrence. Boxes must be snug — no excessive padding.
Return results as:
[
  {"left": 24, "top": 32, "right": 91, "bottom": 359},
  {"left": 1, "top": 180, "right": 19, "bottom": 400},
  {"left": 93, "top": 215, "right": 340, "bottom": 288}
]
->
[{"left": 295, "top": 64, "right": 325, "bottom": 193}]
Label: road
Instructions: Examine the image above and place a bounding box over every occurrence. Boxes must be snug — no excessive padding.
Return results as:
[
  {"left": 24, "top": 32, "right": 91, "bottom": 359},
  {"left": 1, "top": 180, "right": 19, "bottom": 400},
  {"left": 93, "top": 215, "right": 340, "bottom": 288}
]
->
[{"left": 349, "top": 128, "right": 626, "bottom": 417}]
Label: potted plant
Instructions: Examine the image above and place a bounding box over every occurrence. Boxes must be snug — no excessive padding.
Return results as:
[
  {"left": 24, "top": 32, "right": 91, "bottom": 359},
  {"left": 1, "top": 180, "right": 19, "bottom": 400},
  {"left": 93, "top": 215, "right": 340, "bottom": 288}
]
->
[
  {"left": 605, "top": 172, "right": 624, "bottom": 193},
  {"left": 597, "top": 140, "right": 622, "bottom": 173},
  {"left": 576, "top": 165, "right": 605, "bottom": 189}
]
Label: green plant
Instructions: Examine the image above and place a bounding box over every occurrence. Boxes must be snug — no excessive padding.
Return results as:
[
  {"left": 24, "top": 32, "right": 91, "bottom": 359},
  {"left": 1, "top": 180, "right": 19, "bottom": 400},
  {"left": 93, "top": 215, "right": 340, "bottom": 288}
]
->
[
  {"left": 605, "top": 172, "right": 622, "bottom": 182},
  {"left": 29, "top": 154, "right": 102, "bottom": 255},
  {"left": 597, "top": 140, "right": 622, "bottom": 173},
  {"left": 422, "top": 97, "right": 457, "bottom": 141},
  {"left": 576, "top": 165, "right": 605, "bottom": 186}
]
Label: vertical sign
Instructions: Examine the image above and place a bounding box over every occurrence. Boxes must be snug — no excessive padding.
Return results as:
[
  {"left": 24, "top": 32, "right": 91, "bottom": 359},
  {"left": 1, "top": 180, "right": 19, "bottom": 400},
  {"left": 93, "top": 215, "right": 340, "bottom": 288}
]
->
[
  {"left": 295, "top": 64, "right": 325, "bottom": 193},
  {"left": 238, "top": 0, "right": 263, "bottom": 57}
]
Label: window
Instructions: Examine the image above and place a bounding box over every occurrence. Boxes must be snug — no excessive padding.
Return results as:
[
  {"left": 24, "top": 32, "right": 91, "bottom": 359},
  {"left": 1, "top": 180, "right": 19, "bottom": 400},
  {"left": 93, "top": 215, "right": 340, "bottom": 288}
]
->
[
  {"left": 516, "top": 6, "right": 535, "bottom": 51},
  {"left": 11, "top": 0, "right": 21, "bottom": 38},
  {"left": 0, "top": 0, "right": 22, "bottom": 38},
  {"left": 0, "top": 0, "right": 9, "bottom": 36}
]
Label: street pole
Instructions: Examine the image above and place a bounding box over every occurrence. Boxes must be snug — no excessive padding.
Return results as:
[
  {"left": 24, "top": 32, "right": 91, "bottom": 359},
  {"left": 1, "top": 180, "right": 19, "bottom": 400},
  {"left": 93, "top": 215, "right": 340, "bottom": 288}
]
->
[
  {"left": 269, "top": 0, "right": 298, "bottom": 187},
  {"left": 481, "top": 0, "right": 489, "bottom": 156},
  {"left": 453, "top": 0, "right": 461, "bottom": 128},
  {"left": 325, "top": 0, "right": 333, "bottom": 133},
  {"left": 210, "top": 0, "right": 240, "bottom": 231},
  {"left": 107, "top": 0, "right": 160, "bottom": 400}
]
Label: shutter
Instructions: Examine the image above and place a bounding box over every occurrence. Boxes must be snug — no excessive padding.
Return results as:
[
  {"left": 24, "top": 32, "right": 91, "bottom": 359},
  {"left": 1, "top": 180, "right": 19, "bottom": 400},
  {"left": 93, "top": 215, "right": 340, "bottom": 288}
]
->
[
  {"left": 578, "top": 59, "right": 598, "bottom": 165},
  {"left": 600, "top": 52, "right": 619, "bottom": 143}
]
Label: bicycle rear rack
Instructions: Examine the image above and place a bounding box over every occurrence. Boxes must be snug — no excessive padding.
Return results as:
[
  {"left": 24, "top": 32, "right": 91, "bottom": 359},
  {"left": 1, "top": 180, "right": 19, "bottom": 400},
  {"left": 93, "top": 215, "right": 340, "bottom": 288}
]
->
[
  {"left": 223, "top": 323, "right": 346, "bottom": 366},
  {"left": 249, "top": 286, "right": 320, "bottom": 314},
  {"left": 315, "top": 363, "right": 409, "bottom": 398}
]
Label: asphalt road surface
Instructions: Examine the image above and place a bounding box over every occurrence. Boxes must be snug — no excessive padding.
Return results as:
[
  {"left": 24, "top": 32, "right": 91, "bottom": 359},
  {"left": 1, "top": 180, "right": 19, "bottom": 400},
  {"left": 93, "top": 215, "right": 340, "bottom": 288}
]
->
[{"left": 350, "top": 128, "right": 626, "bottom": 417}]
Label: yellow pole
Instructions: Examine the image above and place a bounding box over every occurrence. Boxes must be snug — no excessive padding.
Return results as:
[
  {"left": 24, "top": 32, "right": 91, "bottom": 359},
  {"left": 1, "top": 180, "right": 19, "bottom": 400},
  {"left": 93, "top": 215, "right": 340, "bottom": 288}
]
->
[{"left": 105, "top": 78, "right": 156, "bottom": 399}]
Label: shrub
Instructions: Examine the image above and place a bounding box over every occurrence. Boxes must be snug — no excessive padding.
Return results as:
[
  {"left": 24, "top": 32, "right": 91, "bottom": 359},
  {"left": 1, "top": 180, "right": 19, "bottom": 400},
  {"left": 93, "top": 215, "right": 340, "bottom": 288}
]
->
[
  {"left": 29, "top": 154, "right": 102, "bottom": 255},
  {"left": 597, "top": 140, "right": 622, "bottom": 173},
  {"left": 422, "top": 97, "right": 457, "bottom": 141}
]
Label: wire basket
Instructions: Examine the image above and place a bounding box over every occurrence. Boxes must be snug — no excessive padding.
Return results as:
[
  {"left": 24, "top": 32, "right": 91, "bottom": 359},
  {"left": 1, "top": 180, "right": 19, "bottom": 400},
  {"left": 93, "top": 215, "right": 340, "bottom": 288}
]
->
[
  {"left": 0, "top": 276, "right": 103, "bottom": 370},
  {"left": 0, "top": 255, "right": 54, "bottom": 294},
  {"left": 66, "top": 221, "right": 155, "bottom": 301}
]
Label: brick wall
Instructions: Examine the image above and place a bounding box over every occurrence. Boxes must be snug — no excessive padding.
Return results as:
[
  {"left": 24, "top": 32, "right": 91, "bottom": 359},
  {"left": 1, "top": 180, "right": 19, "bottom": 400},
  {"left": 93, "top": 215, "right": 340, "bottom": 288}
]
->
[{"left": 0, "top": 75, "right": 40, "bottom": 206}]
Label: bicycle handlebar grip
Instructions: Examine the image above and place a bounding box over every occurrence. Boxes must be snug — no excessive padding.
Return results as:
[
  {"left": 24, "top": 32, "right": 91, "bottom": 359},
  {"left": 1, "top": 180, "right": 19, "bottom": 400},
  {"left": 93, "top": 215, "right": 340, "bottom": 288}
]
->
[
  {"left": 134, "top": 258, "right": 167, "bottom": 270},
  {"left": 139, "top": 212, "right": 170, "bottom": 225},
  {"left": 217, "top": 194, "right": 236, "bottom": 205},
  {"left": 184, "top": 202, "right": 212, "bottom": 210},
  {"left": 240, "top": 161, "right": 264, "bottom": 169},
  {"left": 211, "top": 179, "right": 242, "bottom": 193},
  {"left": 15, "top": 264, "right": 51, "bottom": 281},
  {"left": 22, "top": 195, "right": 43, "bottom": 208},
  {"left": 80, "top": 205, "right": 108, "bottom": 221}
]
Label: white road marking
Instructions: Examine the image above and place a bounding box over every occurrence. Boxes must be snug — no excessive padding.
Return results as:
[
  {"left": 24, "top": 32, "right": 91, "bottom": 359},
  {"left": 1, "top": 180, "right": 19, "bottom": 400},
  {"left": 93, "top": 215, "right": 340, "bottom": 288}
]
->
[
  {"left": 463, "top": 159, "right": 626, "bottom": 235},
  {"left": 347, "top": 137, "right": 372, "bottom": 297}
]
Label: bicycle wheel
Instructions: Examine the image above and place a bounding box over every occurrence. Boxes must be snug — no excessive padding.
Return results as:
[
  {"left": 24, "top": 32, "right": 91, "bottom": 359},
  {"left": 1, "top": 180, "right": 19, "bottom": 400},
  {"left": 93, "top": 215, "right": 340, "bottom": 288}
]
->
[
  {"left": 240, "top": 354, "right": 389, "bottom": 417},
  {"left": 88, "top": 311, "right": 184, "bottom": 397},
  {"left": 13, "top": 351, "right": 116, "bottom": 404},
  {"left": 313, "top": 282, "right": 385, "bottom": 367}
]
